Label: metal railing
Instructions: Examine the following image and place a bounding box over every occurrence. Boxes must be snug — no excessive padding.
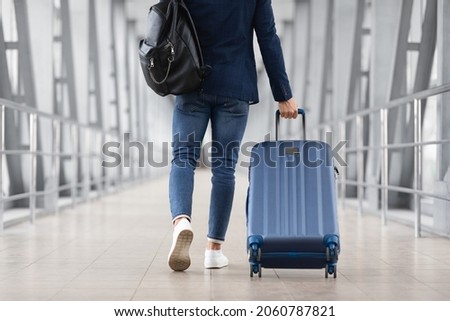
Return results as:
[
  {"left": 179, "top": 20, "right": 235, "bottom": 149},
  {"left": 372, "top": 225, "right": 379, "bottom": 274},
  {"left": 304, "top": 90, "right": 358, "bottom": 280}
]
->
[
  {"left": 316, "top": 83, "right": 450, "bottom": 238},
  {"left": 0, "top": 98, "right": 128, "bottom": 233}
]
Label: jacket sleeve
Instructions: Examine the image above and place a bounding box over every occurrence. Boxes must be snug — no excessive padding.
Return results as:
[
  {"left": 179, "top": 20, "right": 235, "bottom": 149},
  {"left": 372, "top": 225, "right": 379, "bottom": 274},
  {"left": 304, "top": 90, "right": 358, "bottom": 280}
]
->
[{"left": 254, "top": 0, "right": 293, "bottom": 102}]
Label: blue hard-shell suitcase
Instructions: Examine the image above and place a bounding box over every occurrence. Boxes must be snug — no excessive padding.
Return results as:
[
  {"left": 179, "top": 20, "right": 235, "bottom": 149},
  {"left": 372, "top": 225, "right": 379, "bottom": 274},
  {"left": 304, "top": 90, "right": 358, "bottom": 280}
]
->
[{"left": 246, "top": 109, "right": 340, "bottom": 278}]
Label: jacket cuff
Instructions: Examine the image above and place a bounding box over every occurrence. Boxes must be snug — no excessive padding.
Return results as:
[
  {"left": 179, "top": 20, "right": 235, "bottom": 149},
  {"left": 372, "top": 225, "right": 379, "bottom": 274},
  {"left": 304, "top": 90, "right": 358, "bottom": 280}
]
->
[{"left": 273, "top": 84, "right": 293, "bottom": 102}]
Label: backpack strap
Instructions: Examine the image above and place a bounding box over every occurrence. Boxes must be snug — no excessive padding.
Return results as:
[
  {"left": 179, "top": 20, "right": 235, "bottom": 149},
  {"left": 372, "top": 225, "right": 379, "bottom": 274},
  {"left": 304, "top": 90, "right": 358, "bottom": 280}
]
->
[{"left": 178, "top": 0, "right": 211, "bottom": 79}]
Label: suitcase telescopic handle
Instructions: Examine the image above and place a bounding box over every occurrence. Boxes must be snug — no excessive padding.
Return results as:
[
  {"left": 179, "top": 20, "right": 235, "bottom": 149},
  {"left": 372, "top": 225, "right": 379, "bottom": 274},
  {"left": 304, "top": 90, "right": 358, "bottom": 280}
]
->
[{"left": 275, "top": 108, "right": 306, "bottom": 140}]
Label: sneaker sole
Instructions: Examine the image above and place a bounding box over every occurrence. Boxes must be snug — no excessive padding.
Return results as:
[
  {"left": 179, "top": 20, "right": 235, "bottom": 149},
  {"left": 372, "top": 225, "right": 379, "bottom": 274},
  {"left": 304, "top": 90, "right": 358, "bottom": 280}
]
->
[
  {"left": 168, "top": 229, "right": 193, "bottom": 271},
  {"left": 204, "top": 258, "right": 229, "bottom": 269},
  {"left": 204, "top": 263, "right": 229, "bottom": 269}
]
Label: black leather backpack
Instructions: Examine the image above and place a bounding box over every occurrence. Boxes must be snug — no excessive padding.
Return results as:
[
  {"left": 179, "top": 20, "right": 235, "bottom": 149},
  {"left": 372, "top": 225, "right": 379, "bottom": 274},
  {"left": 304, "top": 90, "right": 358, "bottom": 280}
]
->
[{"left": 138, "top": 0, "right": 208, "bottom": 96}]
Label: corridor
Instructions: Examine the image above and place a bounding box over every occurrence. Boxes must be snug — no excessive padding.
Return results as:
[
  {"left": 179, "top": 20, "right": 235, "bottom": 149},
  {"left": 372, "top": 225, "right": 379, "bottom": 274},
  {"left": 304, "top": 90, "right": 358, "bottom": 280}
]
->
[{"left": 1, "top": 169, "right": 449, "bottom": 301}]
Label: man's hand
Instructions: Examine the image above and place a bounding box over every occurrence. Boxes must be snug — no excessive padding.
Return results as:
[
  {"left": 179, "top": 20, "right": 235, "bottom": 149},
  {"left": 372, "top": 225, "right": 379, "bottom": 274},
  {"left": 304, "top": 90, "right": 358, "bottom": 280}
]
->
[{"left": 278, "top": 98, "right": 298, "bottom": 119}]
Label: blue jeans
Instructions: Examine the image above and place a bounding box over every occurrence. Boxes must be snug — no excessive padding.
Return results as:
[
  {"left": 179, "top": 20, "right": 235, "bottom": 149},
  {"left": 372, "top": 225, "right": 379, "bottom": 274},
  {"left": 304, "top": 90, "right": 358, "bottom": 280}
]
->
[{"left": 169, "top": 92, "right": 249, "bottom": 242}]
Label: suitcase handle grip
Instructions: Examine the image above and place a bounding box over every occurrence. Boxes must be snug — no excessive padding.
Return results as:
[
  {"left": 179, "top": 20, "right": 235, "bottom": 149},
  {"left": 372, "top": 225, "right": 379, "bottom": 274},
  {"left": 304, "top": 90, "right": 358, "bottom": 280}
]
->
[{"left": 275, "top": 108, "right": 306, "bottom": 140}]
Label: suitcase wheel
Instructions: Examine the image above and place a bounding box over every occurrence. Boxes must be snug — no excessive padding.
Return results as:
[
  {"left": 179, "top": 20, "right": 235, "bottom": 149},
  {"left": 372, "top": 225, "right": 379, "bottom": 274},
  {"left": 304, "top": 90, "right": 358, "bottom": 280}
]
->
[
  {"left": 325, "top": 264, "right": 337, "bottom": 279},
  {"left": 247, "top": 236, "right": 263, "bottom": 278},
  {"left": 250, "top": 263, "right": 262, "bottom": 278},
  {"left": 249, "top": 246, "right": 262, "bottom": 278}
]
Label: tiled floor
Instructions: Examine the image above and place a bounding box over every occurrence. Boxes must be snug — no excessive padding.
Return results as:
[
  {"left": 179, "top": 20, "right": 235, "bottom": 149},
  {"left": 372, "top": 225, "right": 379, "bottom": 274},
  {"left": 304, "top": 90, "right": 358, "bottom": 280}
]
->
[{"left": 1, "top": 169, "right": 450, "bottom": 301}]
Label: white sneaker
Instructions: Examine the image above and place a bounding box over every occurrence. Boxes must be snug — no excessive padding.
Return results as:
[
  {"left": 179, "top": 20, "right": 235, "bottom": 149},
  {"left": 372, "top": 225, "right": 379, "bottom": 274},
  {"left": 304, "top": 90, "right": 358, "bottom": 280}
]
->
[
  {"left": 168, "top": 218, "right": 193, "bottom": 271},
  {"left": 204, "top": 249, "right": 229, "bottom": 269}
]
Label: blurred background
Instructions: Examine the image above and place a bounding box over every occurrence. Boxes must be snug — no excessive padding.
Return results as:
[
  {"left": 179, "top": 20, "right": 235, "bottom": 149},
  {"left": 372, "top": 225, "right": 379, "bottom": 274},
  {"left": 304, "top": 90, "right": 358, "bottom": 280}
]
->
[{"left": 0, "top": 0, "right": 449, "bottom": 238}]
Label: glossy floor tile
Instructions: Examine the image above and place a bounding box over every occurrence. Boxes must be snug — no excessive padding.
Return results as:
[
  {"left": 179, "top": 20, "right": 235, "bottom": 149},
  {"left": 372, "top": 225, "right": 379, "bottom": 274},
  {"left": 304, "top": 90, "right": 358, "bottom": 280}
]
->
[{"left": 0, "top": 169, "right": 449, "bottom": 301}]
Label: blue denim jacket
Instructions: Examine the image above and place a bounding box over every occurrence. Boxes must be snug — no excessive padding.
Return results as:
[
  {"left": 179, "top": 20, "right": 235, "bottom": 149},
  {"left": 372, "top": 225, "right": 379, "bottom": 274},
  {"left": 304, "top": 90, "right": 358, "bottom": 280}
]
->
[{"left": 184, "top": 0, "right": 293, "bottom": 104}]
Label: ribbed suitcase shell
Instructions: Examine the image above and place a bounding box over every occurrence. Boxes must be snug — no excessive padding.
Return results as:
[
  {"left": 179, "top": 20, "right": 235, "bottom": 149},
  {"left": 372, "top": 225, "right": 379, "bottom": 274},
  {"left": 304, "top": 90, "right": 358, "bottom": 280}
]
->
[{"left": 247, "top": 140, "right": 340, "bottom": 272}]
